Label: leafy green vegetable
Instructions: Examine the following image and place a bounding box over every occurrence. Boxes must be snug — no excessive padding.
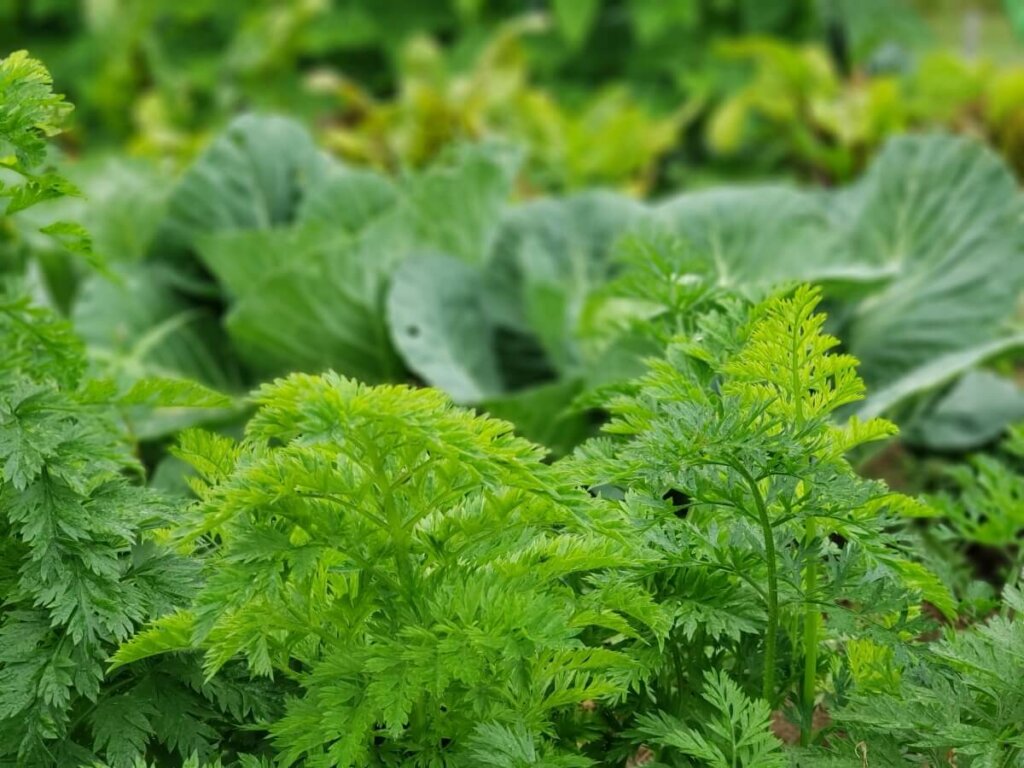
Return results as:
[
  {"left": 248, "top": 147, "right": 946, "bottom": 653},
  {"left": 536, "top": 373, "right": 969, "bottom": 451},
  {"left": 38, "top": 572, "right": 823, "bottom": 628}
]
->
[
  {"left": 892, "top": 370, "right": 1024, "bottom": 452},
  {"left": 621, "top": 133, "right": 1024, "bottom": 450},
  {"left": 157, "top": 114, "right": 325, "bottom": 258},
  {"left": 635, "top": 671, "right": 785, "bottom": 767},
  {"left": 709, "top": 39, "right": 1024, "bottom": 181},
  {"left": 114, "top": 374, "right": 655, "bottom": 766},
  {"left": 828, "top": 585, "right": 1024, "bottom": 765},
  {"left": 931, "top": 422, "right": 1024, "bottom": 567},
  {"left": 835, "top": 135, "right": 1024, "bottom": 386},
  {"left": 0, "top": 50, "right": 98, "bottom": 280},
  {"left": 0, "top": 283, "right": 273, "bottom": 766},
  {"left": 388, "top": 252, "right": 504, "bottom": 402},
  {"left": 574, "top": 285, "right": 947, "bottom": 747},
  {"left": 0, "top": 54, "right": 271, "bottom": 766},
  {"left": 8, "top": 25, "right": 1024, "bottom": 768},
  {"left": 62, "top": 108, "right": 1022, "bottom": 456},
  {"left": 0, "top": 51, "right": 72, "bottom": 170}
]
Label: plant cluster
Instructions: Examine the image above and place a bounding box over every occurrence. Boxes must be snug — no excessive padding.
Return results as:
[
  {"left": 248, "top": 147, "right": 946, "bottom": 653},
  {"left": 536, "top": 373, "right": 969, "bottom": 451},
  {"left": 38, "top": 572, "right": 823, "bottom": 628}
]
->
[
  {"left": 91, "top": 281, "right": 1024, "bottom": 767},
  {"left": 0, "top": 53, "right": 274, "bottom": 765},
  {"left": 0, "top": 0, "right": 941, "bottom": 185},
  {"left": 312, "top": 16, "right": 684, "bottom": 195},
  {"left": 30, "top": 113, "right": 1022, "bottom": 463},
  {"left": 4, "top": 40, "right": 1024, "bottom": 768},
  {"left": 709, "top": 39, "right": 1024, "bottom": 181}
]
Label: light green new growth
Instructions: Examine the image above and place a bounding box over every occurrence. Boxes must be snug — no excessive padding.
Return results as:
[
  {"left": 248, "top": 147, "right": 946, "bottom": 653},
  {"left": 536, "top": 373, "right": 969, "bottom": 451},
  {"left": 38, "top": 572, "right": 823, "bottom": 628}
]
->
[
  {"left": 0, "top": 50, "right": 72, "bottom": 168},
  {"left": 0, "top": 52, "right": 263, "bottom": 765},
  {"left": 635, "top": 670, "right": 786, "bottom": 768},
  {"left": 115, "top": 372, "right": 660, "bottom": 767},
  {"left": 586, "top": 285, "right": 948, "bottom": 745},
  {"left": 0, "top": 50, "right": 95, "bottom": 265}
]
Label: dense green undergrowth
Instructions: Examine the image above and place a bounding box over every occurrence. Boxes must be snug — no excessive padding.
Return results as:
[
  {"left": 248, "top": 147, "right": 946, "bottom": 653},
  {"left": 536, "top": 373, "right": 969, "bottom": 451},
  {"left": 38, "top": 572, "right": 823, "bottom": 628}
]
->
[
  {"left": 7, "top": 268, "right": 1023, "bottom": 766},
  {"left": 3, "top": 46, "right": 1024, "bottom": 768},
  {"left": 0, "top": 0, "right": 920, "bottom": 157},
  {"left": 6, "top": 0, "right": 1021, "bottom": 194}
]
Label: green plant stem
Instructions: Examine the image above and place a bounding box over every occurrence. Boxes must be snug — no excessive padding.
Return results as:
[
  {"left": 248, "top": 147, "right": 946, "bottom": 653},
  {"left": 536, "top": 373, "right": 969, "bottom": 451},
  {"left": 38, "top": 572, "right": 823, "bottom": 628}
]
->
[
  {"left": 670, "top": 642, "right": 686, "bottom": 713},
  {"left": 736, "top": 465, "right": 778, "bottom": 703},
  {"left": 366, "top": 438, "right": 418, "bottom": 605},
  {"left": 801, "top": 520, "right": 819, "bottom": 747},
  {"left": 792, "top": 317, "right": 818, "bottom": 742}
]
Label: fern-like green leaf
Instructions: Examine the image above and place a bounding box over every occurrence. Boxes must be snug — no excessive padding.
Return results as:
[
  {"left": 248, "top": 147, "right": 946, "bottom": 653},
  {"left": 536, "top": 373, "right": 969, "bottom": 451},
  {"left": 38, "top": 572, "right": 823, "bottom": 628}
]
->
[{"left": 635, "top": 671, "right": 785, "bottom": 768}]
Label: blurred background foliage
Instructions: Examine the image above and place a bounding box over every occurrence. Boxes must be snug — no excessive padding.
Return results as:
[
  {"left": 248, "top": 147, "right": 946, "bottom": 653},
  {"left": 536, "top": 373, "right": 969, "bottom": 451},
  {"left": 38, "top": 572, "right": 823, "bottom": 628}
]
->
[
  {"left": 2, "top": 0, "right": 1024, "bottom": 469},
  {"left": 708, "top": 39, "right": 1024, "bottom": 181},
  {"left": 3, "top": 0, "right": 1022, "bottom": 189}
]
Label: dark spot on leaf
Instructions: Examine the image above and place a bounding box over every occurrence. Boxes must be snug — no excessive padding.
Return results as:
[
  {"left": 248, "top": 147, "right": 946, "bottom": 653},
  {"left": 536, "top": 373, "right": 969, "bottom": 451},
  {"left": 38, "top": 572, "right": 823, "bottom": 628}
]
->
[{"left": 663, "top": 488, "right": 691, "bottom": 518}]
